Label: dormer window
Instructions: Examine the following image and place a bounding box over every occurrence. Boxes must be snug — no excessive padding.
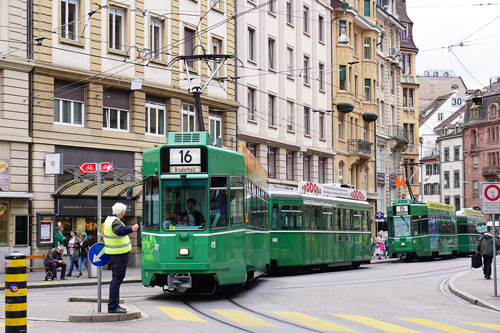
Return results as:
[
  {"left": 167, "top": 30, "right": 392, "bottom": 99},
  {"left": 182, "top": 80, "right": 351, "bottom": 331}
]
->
[
  {"left": 470, "top": 106, "right": 480, "bottom": 120},
  {"left": 489, "top": 103, "right": 499, "bottom": 116}
]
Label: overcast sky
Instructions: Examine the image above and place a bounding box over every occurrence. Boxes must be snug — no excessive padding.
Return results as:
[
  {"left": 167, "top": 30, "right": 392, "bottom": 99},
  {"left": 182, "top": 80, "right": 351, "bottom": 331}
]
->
[{"left": 406, "top": 0, "right": 500, "bottom": 90}]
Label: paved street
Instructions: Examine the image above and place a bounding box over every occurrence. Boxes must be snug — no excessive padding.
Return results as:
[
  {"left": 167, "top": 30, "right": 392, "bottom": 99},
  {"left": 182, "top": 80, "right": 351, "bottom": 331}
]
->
[{"left": 3, "top": 257, "right": 500, "bottom": 332}]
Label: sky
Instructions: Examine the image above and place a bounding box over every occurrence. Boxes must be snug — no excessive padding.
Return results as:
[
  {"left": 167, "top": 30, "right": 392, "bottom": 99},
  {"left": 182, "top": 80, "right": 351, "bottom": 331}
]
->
[{"left": 406, "top": 0, "right": 500, "bottom": 90}]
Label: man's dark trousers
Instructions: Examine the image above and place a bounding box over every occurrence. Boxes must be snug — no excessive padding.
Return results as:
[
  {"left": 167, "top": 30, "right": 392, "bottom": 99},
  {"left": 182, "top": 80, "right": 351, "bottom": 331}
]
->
[
  {"left": 108, "top": 253, "right": 129, "bottom": 310},
  {"left": 483, "top": 254, "right": 493, "bottom": 278},
  {"left": 46, "top": 260, "right": 66, "bottom": 279}
]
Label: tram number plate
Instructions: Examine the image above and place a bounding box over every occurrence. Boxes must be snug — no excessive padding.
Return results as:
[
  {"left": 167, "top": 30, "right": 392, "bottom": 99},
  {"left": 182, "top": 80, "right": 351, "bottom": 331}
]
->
[
  {"left": 170, "top": 148, "right": 201, "bottom": 165},
  {"left": 395, "top": 205, "right": 409, "bottom": 215}
]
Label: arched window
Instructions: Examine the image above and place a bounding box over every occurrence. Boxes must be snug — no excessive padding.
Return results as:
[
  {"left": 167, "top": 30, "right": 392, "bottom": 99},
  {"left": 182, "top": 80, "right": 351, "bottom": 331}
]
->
[
  {"left": 471, "top": 130, "right": 477, "bottom": 147},
  {"left": 338, "top": 162, "right": 344, "bottom": 184},
  {"left": 488, "top": 103, "right": 499, "bottom": 116}
]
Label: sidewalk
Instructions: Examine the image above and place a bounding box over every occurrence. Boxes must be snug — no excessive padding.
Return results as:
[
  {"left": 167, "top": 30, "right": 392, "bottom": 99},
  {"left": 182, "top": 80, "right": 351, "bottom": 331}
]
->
[{"left": 448, "top": 260, "right": 500, "bottom": 312}]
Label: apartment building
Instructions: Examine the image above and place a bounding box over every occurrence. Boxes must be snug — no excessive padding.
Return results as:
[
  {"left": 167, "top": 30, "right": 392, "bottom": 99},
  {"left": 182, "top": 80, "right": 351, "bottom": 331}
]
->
[
  {"left": 418, "top": 70, "right": 468, "bottom": 110},
  {"left": 0, "top": 0, "right": 33, "bottom": 268},
  {"left": 375, "top": 0, "right": 406, "bottom": 221},
  {"left": 236, "top": 0, "right": 334, "bottom": 186},
  {"left": 27, "top": 0, "right": 237, "bottom": 265}
]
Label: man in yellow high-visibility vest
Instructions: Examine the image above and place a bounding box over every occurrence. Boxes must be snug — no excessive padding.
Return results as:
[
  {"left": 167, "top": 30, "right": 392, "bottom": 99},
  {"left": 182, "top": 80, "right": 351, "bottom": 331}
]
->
[{"left": 104, "top": 202, "right": 139, "bottom": 314}]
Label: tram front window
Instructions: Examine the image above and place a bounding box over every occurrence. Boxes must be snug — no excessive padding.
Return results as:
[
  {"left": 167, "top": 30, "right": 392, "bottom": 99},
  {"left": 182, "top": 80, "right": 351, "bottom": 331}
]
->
[
  {"left": 393, "top": 216, "right": 411, "bottom": 237},
  {"left": 162, "top": 179, "right": 207, "bottom": 230}
]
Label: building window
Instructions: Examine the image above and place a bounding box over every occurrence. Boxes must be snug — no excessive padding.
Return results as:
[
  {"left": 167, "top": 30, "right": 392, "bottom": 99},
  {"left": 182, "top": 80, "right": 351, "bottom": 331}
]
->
[
  {"left": 247, "top": 27, "right": 255, "bottom": 61},
  {"left": 364, "top": 0, "right": 371, "bottom": 16},
  {"left": 364, "top": 79, "right": 371, "bottom": 102},
  {"left": 444, "top": 196, "right": 450, "bottom": 205},
  {"left": 318, "top": 63, "right": 325, "bottom": 91},
  {"left": 103, "top": 107, "right": 128, "bottom": 131},
  {"left": 286, "top": 151, "right": 294, "bottom": 180},
  {"left": 286, "top": 47, "right": 293, "bottom": 78},
  {"left": 401, "top": 24, "right": 407, "bottom": 40},
  {"left": 454, "top": 146, "right": 460, "bottom": 161},
  {"left": 268, "top": 94, "right": 276, "bottom": 126},
  {"left": 473, "top": 180, "right": 479, "bottom": 195},
  {"left": 454, "top": 196, "right": 461, "bottom": 210},
  {"left": 390, "top": 70, "right": 395, "bottom": 94},
  {"left": 409, "top": 124, "right": 414, "bottom": 144},
  {"left": 54, "top": 99, "right": 84, "bottom": 126},
  {"left": 339, "top": 65, "right": 347, "bottom": 91},
  {"left": 354, "top": 75, "right": 359, "bottom": 99},
  {"left": 109, "top": 7, "right": 125, "bottom": 51},
  {"left": 269, "top": 0, "right": 275, "bottom": 13},
  {"left": 339, "top": 162, "right": 344, "bottom": 183},
  {"left": 181, "top": 103, "right": 196, "bottom": 132},
  {"left": 444, "top": 171, "right": 450, "bottom": 188},
  {"left": 211, "top": 37, "right": 223, "bottom": 73},
  {"left": 286, "top": 101, "right": 294, "bottom": 131},
  {"left": 61, "top": 0, "right": 79, "bottom": 40},
  {"left": 303, "top": 56, "right": 310, "bottom": 85},
  {"left": 184, "top": 27, "right": 195, "bottom": 68},
  {"left": 319, "top": 112, "right": 324, "bottom": 139},
  {"left": 403, "top": 88, "right": 408, "bottom": 108},
  {"left": 304, "top": 107, "right": 310, "bottom": 135},
  {"left": 145, "top": 103, "right": 166, "bottom": 136},
  {"left": 318, "top": 157, "right": 325, "bottom": 183},
  {"left": 364, "top": 168, "right": 368, "bottom": 192},
  {"left": 303, "top": 6, "right": 309, "bottom": 34},
  {"left": 338, "top": 116, "right": 344, "bottom": 140},
  {"left": 438, "top": 113, "right": 443, "bottom": 121},
  {"left": 473, "top": 155, "right": 478, "bottom": 168},
  {"left": 303, "top": 154, "right": 311, "bottom": 181},
  {"left": 209, "top": 114, "right": 222, "bottom": 144},
  {"left": 409, "top": 89, "right": 414, "bottom": 107},
  {"left": 286, "top": 0, "right": 292, "bottom": 24},
  {"left": 150, "top": 18, "right": 163, "bottom": 59},
  {"left": 454, "top": 170, "right": 460, "bottom": 188},
  {"left": 212, "top": 0, "right": 221, "bottom": 9},
  {"left": 268, "top": 38, "right": 275, "bottom": 70},
  {"left": 318, "top": 15, "right": 324, "bottom": 42},
  {"left": 268, "top": 147, "right": 276, "bottom": 178},
  {"left": 433, "top": 163, "right": 439, "bottom": 174},
  {"left": 247, "top": 87, "right": 256, "bottom": 121},
  {"left": 246, "top": 143, "right": 256, "bottom": 156},
  {"left": 0, "top": 202, "right": 8, "bottom": 246},
  {"left": 426, "top": 164, "right": 432, "bottom": 175},
  {"left": 444, "top": 148, "right": 450, "bottom": 161},
  {"left": 364, "top": 37, "right": 371, "bottom": 60}
]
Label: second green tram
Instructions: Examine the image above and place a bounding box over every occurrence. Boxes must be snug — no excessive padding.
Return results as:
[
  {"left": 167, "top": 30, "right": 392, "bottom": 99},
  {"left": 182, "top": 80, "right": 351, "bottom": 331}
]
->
[
  {"left": 388, "top": 200, "right": 458, "bottom": 260},
  {"left": 268, "top": 185, "right": 372, "bottom": 270},
  {"left": 456, "top": 208, "right": 487, "bottom": 255}
]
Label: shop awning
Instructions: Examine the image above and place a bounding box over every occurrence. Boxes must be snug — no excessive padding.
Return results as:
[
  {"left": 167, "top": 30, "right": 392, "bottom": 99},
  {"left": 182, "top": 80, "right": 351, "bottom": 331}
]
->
[
  {"left": 53, "top": 180, "right": 141, "bottom": 199},
  {"left": 0, "top": 192, "right": 34, "bottom": 199}
]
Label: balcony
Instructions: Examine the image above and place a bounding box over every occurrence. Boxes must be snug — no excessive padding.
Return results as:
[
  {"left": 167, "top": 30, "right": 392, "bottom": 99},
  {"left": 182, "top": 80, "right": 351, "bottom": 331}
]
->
[
  {"left": 482, "top": 167, "right": 500, "bottom": 176},
  {"left": 348, "top": 139, "right": 372, "bottom": 158},
  {"left": 389, "top": 125, "right": 409, "bottom": 148}
]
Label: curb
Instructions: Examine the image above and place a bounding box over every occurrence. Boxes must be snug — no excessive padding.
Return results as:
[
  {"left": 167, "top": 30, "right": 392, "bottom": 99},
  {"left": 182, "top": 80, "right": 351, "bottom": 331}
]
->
[
  {"left": 68, "top": 304, "right": 143, "bottom": 323},
  {"left": 370, "top": 258, "right": 399, "bottom": 264},
  {"left": 447, "top": 271, "right": 500, "bottom": 312},
  {"left": 0, "top": 278, "right": 141, "bottom": 291}
]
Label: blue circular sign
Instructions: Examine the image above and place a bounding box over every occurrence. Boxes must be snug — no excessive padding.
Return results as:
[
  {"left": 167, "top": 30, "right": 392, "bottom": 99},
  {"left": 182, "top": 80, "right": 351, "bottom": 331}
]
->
[
  {"left": 9, "top": 283, "right": 18, "bottom": 293},
  {"left": 88, "top": 243, "right": 110, "bottom": 267},
  {"left": 375, "top": 211, "right": 384, "bottom": 219}
]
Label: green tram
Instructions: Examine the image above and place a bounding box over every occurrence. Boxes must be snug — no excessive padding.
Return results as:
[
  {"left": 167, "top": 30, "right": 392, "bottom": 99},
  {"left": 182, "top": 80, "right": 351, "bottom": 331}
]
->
[
  {"left": 140, "top": 132, "right": 269, "bottom": 293},
  {"left": 456, "top": 208, "right": 487, "bottom": 255},
  {"left": 387, "top": 200, "right": 458, "bottom": 261},
  {"left": 268, "top": 182, "right": 372, "bottom": 271}
]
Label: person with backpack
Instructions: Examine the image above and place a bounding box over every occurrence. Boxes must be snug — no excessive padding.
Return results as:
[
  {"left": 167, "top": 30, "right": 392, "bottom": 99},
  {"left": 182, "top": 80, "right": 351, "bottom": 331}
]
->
[{"left": 477, "top": 225, "right": 500, "bottom": 279}]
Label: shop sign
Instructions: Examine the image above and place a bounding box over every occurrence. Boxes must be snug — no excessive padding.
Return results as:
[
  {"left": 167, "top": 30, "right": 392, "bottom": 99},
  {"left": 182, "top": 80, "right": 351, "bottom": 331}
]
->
[
  {"left": 57, "top": 198, "right": 135, "bottom": 216},
  {"left": 0, "top": 159, "right": 9, "bottom": 191},
  {"left": 377, "top": 172, "right": 385, "bottom": 184}
]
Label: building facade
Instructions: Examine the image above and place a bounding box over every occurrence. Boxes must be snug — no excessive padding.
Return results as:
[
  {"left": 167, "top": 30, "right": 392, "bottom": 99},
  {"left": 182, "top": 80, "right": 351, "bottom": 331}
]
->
[
  {"left": 27, "top": 0, "right": 238, "bottom": 265},
  {"left": 418, "top": 70, "right": 468, "bottom": 110},
  {"left": 0, "top": 0, "right": 33, "bottom": 268},
  {"left": 235, "top": 0, "right": 334, "bottom": 187},
  {"left": 420, "top": 155, "right": 440, "bottom": 203},
  {"left": 375, "top": 0, "right": 406, "bottom": 222}
]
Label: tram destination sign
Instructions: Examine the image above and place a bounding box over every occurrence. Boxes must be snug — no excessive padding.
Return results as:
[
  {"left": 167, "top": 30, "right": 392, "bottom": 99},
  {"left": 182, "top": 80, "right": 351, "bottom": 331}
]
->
[
  {"left": 169, "top": 148, "right": 202, "bottom": 174},
  {"left": 480, "top": 182, "right": 500, "bottom": 214}
]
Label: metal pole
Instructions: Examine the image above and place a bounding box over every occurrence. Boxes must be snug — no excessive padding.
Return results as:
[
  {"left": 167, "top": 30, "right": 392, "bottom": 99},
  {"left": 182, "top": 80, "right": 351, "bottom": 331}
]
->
[
  {"left": 494, "top": 215, "right": 498, "bottom": 297},
  {"left": 193, "top": 89, "right": 205, "bottom": 132},
  {"left": 97, "top": 164, "right": 102, "bottom": 312}
]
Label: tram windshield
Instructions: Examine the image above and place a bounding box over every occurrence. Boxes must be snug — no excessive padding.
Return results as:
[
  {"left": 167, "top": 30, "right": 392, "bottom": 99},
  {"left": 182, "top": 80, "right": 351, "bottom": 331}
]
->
[
  {"left": 161, "top": 179, "right": 207, "bottom": 230},
  {"left": 393, "top": 215, "right": 411, "bottom": 236}
]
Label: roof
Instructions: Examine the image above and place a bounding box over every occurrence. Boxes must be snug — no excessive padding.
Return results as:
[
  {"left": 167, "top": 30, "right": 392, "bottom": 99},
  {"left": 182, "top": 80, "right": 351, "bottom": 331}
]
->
[
  {"left": 434, "top": 104, "right": 466, "bottom": 130},
  {"left": 419, "top": 92, "right": 453, "bottom": 125},
  {"left": 463, "top": 91, "right": 500, "bottom": 126}
]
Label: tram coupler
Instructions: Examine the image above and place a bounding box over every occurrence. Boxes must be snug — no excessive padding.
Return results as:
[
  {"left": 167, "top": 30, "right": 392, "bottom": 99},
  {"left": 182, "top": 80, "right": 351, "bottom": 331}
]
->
[{"left": 167, "top": 274, "right": 192, "bottom": 293}]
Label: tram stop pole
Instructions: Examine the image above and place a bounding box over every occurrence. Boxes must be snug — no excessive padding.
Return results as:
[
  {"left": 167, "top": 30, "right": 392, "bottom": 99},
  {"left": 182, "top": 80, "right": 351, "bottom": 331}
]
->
[{"left": 5, "top": 252, "right": 27, "bottom": 333}]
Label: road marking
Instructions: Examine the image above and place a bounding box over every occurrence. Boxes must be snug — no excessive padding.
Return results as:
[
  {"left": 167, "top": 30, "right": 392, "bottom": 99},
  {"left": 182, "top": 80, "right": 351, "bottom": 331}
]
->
[
  {"left": 211, "top": 309, "right": 276, "bottom": 327},
  {"left": 124, "top": 276, "right": 136, "bottom": 281},
  {"left": 156, "top": 306, "right": 207, "bottom": 323},
  {"left": 463, "top": 322, "right": 500, "bottom": 331},
  {"left": 273, "top": 312, "right": 355, "bottom": 332},
  {"left": 396, "top": 318, "right": 478, "bottom": 333},
  {"left": 331, "top": 314, "right": 420, "bottom": 333}
]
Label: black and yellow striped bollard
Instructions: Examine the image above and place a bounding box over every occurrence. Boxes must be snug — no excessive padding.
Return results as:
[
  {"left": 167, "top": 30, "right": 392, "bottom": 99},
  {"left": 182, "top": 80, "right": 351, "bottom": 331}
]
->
[{"left": 5, "top": 252, "right": 27, "bottom": 333}]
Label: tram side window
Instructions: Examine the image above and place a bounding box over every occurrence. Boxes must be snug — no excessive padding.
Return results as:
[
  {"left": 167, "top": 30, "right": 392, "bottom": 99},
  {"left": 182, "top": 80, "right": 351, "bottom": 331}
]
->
[
  {"left": 144, "top": 177, "right": 152, "bottom": 228},
  {"left": 143, "top": 177, "right": 160, "bottom": 230},
  {"left": 272, "top": 204, "right": 279, "bottom": 230},
  {"left": 346, "top": 209, "right": 353, "bottom": 230},
  {"left": 458, "top": 222, "right": 468, "bottom": 234},
  {"left": 336, "top": 208, "right": 343, "bottom": 230},
  {"left": 323, "top": 208, "right": 333, "bottom": 231},
  {"left": 420, "top": 215, "right": 429, "bottom": 234},
  {"left": 313, "top": 206, "right": 322, "bottom": 230},
  {"left": 209, "top": 176, "right": 228, "bottom": 229},
  {"left": 230, "top": 176, "right": 244, "bottom": 227},
  {"left": 411, "top": 215, "right": 420, "bottom": 235},
  {"left": 304, "top": 205, "right": 311, "bottom": 230},
  {"left": 281, "top": 204, "right": 302, "bottom": 230},
  {"left": 353, "top": 211, "right": 362, "bottom": 231}
]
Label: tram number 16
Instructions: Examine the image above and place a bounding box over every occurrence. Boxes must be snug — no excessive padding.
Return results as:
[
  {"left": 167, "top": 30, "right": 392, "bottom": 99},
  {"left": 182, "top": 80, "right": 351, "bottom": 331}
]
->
[
  {"left": 178, "top": 150, "right": 192, "bottom": 164},
  {"left": 170, "top": 148, "right": 201, "bottom": 165}
]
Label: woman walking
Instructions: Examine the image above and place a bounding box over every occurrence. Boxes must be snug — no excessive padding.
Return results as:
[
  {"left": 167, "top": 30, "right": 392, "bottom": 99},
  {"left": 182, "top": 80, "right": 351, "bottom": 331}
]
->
[
  {"left": 66, "top": 229, "right": 79, "bottom": 277},
  {"left": 77, "top": 232, "right": 90, "bottom": 277}
]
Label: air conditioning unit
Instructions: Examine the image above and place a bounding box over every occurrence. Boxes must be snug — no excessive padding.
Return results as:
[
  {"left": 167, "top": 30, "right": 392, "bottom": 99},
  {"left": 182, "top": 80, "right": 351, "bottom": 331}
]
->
[{"left": 390, "top": 48, "right": 400, "bottom": 57}]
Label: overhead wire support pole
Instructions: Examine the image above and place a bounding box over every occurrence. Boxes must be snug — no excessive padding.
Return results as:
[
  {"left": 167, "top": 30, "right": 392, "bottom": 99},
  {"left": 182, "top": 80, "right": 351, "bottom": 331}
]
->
[{"left": 169, "top": 54, "right": 234, "bottom": 132}]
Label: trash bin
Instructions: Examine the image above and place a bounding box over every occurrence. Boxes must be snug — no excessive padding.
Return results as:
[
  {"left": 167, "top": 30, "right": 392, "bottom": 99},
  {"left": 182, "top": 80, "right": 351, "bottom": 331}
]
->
[{"left": 88, "top": 261, "right": 97, "bottom": 278}]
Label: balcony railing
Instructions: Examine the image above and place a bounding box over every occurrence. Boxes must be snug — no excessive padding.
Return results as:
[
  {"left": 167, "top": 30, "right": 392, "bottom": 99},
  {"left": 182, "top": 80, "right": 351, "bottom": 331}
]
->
[
  {"left": 348, "top": 139, "right": 372, "bottom": 158},
  {"left": 482, "top": 167, "right": 500, "bottom": 176},
  {"left": 389, "top": 125, "right": 408, "bottom": 143}
]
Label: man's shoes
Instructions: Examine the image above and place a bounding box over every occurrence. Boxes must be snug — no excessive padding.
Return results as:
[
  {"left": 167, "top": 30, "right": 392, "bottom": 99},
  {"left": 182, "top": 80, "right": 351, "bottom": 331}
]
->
[
  {"left": 60, "top": 277, "right": 66, "bottom": 280},
  {"left": 486, "top": 276, "right": 491, "bottom": 280},
  {"left": 108, "top": 307, "right": 127, "bottom": 314},
  {"left": 77, "top": 272, "right": 82, "bottom": 277},
  {"left": 66, "top": 273, "right": 71, "bottom": 277}
]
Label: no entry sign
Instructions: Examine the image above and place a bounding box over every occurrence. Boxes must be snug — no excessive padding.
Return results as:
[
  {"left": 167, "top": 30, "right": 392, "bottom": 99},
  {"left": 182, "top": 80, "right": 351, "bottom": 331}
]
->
[{"left": 481, "top": 182, "right": 500, "bottom": 214}]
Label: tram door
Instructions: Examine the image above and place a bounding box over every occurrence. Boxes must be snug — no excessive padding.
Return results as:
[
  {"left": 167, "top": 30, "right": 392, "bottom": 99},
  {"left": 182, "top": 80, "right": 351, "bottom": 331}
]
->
[{"left": 334, "top": 208, "right": 345, "bottom": 262}]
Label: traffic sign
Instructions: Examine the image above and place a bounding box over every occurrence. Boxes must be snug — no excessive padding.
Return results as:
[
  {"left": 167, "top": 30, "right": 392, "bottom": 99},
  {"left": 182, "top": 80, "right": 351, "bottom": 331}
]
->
[
  {"left": 480, "top": 182, "right": 500, "bottom": 214},
  {"left": 79, "top": 163, "right": 97, "bottom": 173},
  {"left": 89, "top": 243, "right": 110, "bottom": 267},
  {"left": 100, "top": 162, "right": 113, "bottom": 172},
  {"left": 375, "top": 211, "right": 384, "bottom": 219}
]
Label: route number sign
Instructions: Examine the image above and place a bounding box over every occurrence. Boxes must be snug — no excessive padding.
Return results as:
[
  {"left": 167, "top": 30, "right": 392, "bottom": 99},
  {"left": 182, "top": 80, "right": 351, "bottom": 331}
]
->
[
  {"left": 480, "top": 182, "right": 500, "bottom": 214},
  {"left": 169, "top": 148, "right": 201, "bottom": 173}
]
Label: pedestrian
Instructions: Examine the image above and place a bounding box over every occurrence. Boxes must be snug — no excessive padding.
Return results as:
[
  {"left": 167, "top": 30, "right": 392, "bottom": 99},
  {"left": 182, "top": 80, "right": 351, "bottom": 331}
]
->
[
  {"left": 477, "top": 225, "right": 500, "bottom": 280},
  {"left": 104, "top": 202, "right": 139, "bottom": 314},
  {"left": 375, "top": 231, "right": 385, "bottom": 259},
  {"left": 66, "top": 229, "right": 80, "bottom": 277},
  {"left": 44, "top": 245, "right": 66, "bottom": 280},
  {"left": 77, "top": 232, "right": 90, "bottom": 277},
  {"left": 55, "top": 225, "right": 66, "bottom": 248},
  {"left": 384, "top": 231, "right": 389, "bottom": 259}
]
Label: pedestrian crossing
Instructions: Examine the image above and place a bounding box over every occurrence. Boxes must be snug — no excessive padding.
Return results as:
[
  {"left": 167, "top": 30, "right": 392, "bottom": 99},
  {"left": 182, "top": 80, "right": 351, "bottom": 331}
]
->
[{"left": 154, "top": 306, "right": 500, "bottom": 332}]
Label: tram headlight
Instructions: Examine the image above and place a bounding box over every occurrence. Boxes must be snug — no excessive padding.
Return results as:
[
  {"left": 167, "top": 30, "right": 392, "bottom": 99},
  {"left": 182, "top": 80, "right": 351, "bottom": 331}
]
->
[
  {"left": 179, "top": 248, "right": 189, "bottom": 256},
  {"left": 401, "top": 242, "right": 406, "bottom": 247}
]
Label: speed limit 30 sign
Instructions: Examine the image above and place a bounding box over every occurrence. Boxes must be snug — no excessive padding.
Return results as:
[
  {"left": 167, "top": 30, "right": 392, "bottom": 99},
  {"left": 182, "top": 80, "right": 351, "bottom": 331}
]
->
[{"left": 481, "top": 182, "right": 500, "bottom": 214}]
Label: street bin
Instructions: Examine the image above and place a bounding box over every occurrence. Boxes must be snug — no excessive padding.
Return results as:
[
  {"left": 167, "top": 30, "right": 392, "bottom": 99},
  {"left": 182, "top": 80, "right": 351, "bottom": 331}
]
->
[{"left": 88, "top": 261, "right": 97, "bottom": 278}]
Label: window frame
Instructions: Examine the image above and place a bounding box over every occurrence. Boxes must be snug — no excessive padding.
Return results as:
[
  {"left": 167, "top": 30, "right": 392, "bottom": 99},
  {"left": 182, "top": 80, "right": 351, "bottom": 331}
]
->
[
  {"left": 247, "top": 26, "right": 256, "bottom": 62},
  {"left": 268, "top": 147, "right": 276, "bottom": 178},
  {"left": 149, "top": 16, "right": 165, "bottom": 61},
  {"left": 268, "top": 94, "right": 276, "bottom": 126},
  {"left": 60, "top": 0, "right": 80, "bottom": 43},
  {"left": 268, "top": 37, "right": 276, "bottom": 70},
  {"left": 303, "top": 55, "right": 310, "bottom": 86},
  {"left": 145, "top": 102, "right": 166, "bottom": 136},
  {"left": 286, "top": 0, "right": 293, "bottom": 25},
  {"left": 286, "top": 100, "right": 294, "bottom": 131},
  {"left": 364, "top": 37, "right": 371, "bottom": 60},
  {"left": 103, "top": 107, "right": 129, "bottom": 132},
  {"left": 54, "top": 98, "right": 84, "bottom": 127},
  {"left": 286, "top": 151, "right": 294, "bottom": 180},
  {"left": 304, "top": 106, "right": 311, "bottom": 136},
  {"left": 181, "top": 103, "right": 196, "bottom": 132},
  {"left": 303, "top": 5, "right": 310, "bottom": 35},
  {"left": 318, "top": 15, "right": 324, "bottom": 42},
  {"left": 209, "top": 114, "right": 223, "bottom": 144},
  {"left": 318, "top": 62, "right": 325, "bottom": 92},
  {"left": 247, "top": 87, "right": 256, "bottom": 121},
  {"left": 286, "top": 46, "right": 294, "bottom": 79},
  {"left": 108, "top": 6, "right": 127, "bottom": 52},
  {"left": 319, "top": 112, "right": 324, "bottom": 139}
]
